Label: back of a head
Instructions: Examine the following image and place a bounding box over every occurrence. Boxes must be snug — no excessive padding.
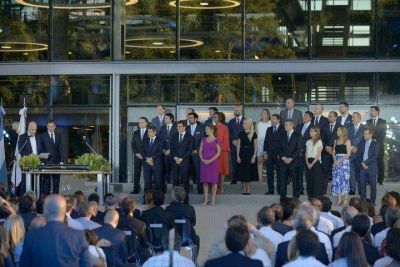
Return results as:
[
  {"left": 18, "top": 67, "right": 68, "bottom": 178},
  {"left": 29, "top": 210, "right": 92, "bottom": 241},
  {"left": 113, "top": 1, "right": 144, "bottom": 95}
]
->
[
  {"left": 88, "top": 193, "right": 100, "bottom": 204},
  {"left": 351, "top": 214, "right": 370, "bottom": 238},
  {"left": 104, "top": 209, "right": 119, "bottom": 225},
  {"left": 311, "top": 198, "right": 323, "bottom": 212},
  {"left": 294, "top": 204, "right": 317, "bottom": 230},
  {"left": 29, "top": 215, "right": 47, "bottom": 230},
  {"left": 271, "top": 203, "right": 283, "bottom": 221},
  {"left": 77, "top": 202, "right": 91, "bottom": 217},
  {"left": 36, "top": 195, "right": 46, "bottom": 214},
  {"left": 172, "top": 186, "right": 186, "bottom": 202},
  {"left": 227, "top": 215, "right": 247, "bottom": 226},
  {"left": 74, "top": 191, "right": 86, "bottom": 204},
  {"left": 65, "top": 196, "right": 74, "bottom": 213},
  {"left": 335, "top": 231, "right": 368, "bottom": 267},
  {"left": 282, "top": 200, "right": 297, "bottom": 221},
  {"left": 257, "top": 206, "right": 275, "bottom": 226},
  {"left": 342, "top": 206, "right": 359, "bottom": 226},
  {"left": 387, "top": 228, "right": 400, "bottom": 262},
  {"left": 44, "top": 194, "right": 67, "bottom": 222},
  {"left": 385, "top": 207, "right": 400, "bottom": 228},
  {"left": 152, "top": 190, "right": 165, "bottom": 207},
  {"left": 4, "top": 214, "right": 25, "bottom": 249},
  {"left": 19, "top": 195, "right": 34, "bottom": 213},
  {"left": 295, "top": 229, "right": 319, "bottom": 257},
  {"left": 121, "top": 196, "right": 136, "bottom": 215},
  {"left": 319, "top": 196, "right": 332, "bottom": 212},
  {"left": 349, "top": 197, "right": 369, "bottom": 215},
  {"left": 225, "top": 223, "right": 249, "bottom": 253}
]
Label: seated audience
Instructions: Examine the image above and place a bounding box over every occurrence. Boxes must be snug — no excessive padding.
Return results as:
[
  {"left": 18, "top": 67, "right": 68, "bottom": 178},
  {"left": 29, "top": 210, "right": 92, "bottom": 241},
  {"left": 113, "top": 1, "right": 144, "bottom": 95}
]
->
[
  {"left": 257, "top": 206, "right": 283, "bottom": 249},
  {"left": 245, "top": 236, "right": 272, "bottom": 267},
  {"left": 140, "top": 190, "right": 174, "bottom": 230},
  {"left": 18, "top": 195, "right": 37, "bottom": 231},
  {"left": 88, "top": 193, "right": 105, "bottom": 225},
  {"left": 373, "top": 207, "right": 400, "bottom": 250},
  {"left": 65, "top": 196, "right": 84, "bottom": 230},
  {"left": 333, "top": 206, "right": 359, "bottom": 248},
  {"left": 29, "top": 215, "right": 46, "bottom": 230},
  {"left": 374, "top": 228, "right": 400, "bottom": 267},
  {"left": 372, "top": 205, "right": 389, "bottom": 236},
  {"left": 329, "top": 231, "right": 368, "bottom": 267},
  {"left": 72, "top": 190, "right": 86, "bottom": 219},
  {"left": 0, "top": 225, "right": 16, "bottom": 267},
  {"left": 205, "top": 223, "right": 263, "bottom": 267},
  {"left": 84, "top": 230, "right": 106, "bottom": 267},
  {"left": 319, "top": 196, "right": 344, "bottom": 230},
  {"left": 76, "top": 202, "right": 101, "bottom": 230},
  {"left": 272, "top": 200, "right": 297, "bottom": 236},
  {"left": 351, "top": 214, "right": 379, "bottom": 265},
  {"left": 35, "top": 195, "right": 46, "bottom": 215},
  {"left": 310, "top": 198, "right": 334, "bottom": 235},
  {"left": 20, "top": 194, "right": 90, "bottom": 266},
  {"left": 4, "top": 214, "right": 25, "bottom": 266}
]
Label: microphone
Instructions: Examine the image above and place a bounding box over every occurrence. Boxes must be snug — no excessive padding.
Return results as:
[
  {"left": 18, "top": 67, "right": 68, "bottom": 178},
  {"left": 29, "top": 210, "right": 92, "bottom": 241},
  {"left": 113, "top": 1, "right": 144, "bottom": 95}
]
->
[{"left": 82, "top": 136, "right": 87, "bottom": 144}]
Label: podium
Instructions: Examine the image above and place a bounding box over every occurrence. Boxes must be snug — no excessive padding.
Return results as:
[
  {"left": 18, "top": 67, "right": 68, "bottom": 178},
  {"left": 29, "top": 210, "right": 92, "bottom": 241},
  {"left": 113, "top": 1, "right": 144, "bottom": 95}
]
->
[{"left": 22, "top": 170, "right": 110, "bottom": 205}]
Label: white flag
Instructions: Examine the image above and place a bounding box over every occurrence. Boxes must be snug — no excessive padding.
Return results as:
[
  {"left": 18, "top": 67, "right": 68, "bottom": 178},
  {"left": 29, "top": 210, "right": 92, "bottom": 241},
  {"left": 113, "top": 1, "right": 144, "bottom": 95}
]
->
[{"left": 11, "top": 107, "right": 27, "bottom": 187}]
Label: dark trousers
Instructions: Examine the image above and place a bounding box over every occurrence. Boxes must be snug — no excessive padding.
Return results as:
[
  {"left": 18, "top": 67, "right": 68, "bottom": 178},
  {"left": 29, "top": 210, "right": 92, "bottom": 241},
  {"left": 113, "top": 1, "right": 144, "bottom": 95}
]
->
[
  {"left": 298, "top": 155, "right": 305, "bottom": 192},
  {"left": 191, "top": 153, "right": 203, "bottom": 194},
  {"left": 143, "top": 163, "right": 162, "bottom": 192},
  {"left": 164, "top": 155, "right": 172, "bottom": 185},
  {"left": 172, "top": 160, "right": 190, "bottom": 195},
  {"left": 266, "top": 155, "right": 279, "bottom": 193},
  {"left": 133, "top": 156, "right": 143, "bottom": 191},
  {"left": 41, "top": 174, "right": 60, "bottom": 194},
  {"left": 305, "top": 159, "right": 324, "bottom": 198},
  {"left": 360, "top": 168, "right": 377, "bottom": 204},
  {"left": 377, "top": 142, "right": 385, "bottom": 184},
  {"left": 278, "top": 161, "right": 299, "bottom": 198},
  {"left": 322, "top": 152, "right": 333, "bottom": 193},
  {"left": 350, "top": 157, "right": 361, "bottom": 193},
  {"left": 230, "top": 146, "right": 238, "bottom": 181}
]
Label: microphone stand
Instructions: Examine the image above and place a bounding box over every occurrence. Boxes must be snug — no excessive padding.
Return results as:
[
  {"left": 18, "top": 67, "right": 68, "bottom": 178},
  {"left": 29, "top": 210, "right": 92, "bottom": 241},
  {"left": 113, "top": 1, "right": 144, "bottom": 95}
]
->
[
  {"left": 11, "top": 136, "right": 30, "bottom": 197},
  {"left": 83, "top": 137, "right": 98, "bottom": 154}
]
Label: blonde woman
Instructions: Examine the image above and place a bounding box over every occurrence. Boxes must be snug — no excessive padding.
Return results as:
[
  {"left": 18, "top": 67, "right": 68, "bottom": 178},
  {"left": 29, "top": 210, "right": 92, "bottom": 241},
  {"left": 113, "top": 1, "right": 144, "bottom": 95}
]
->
[
  {"left": 305, "top": 127, "right": 324, "bottom": 198},
  {"left": 256, "top": 109, "right": 271, "bottom": 183},
  {"left": 332, "top": 126, "right": 352, "bottom": 206},
  {"left": 237, "top": 118, "right": 258, "bottom": 195},
  {"left": 4, "top": 214, "right": 25, "bottom": 266}
]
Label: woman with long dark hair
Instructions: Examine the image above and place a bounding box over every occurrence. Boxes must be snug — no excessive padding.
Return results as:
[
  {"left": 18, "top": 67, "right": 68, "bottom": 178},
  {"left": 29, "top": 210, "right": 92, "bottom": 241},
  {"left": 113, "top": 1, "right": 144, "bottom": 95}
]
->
[
  {"left": 330, "top": 231, "right": 369, "bottom": 267},
  {"left": 305, "top": 127, "right": 324, "bottom": 198}
]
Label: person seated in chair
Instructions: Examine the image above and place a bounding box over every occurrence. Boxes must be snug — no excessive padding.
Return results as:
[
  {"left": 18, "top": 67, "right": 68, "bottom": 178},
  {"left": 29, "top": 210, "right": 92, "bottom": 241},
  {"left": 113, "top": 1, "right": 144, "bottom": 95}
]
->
[{"left": 140, "top": 190, "right": 174, "bottom": 230}]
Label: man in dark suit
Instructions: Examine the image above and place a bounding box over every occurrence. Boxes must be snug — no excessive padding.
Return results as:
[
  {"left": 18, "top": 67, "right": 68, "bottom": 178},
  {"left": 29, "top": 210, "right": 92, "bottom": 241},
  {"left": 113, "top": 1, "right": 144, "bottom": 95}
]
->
[
  {"left": 141, "top": 126, "right": 164, "bottom": 192},
  {"left": 40, "top": 119, "right": 66, "bottom": 194},
  {"left": 348, "top": 112, "right": 365, "bottom": 195},
  {"left": 357, "top": 128, "right": 379, "bottom": 204},
  {"left": 278, "top": 119, "right": 303, "bottom": 199},
  {"left": 187, "top": 112, "right": 205, "bottom": 194},
  {"left": 337, "top": 101, "right": 352, "bottom": 127},
  {"left": 280, "top": 98, "right": 303, "bottom": 127},
  {"left": 205, "top": 107, "right": 218, "bottom": 125},
  {"left": 228, "top": 105, "right": 245, "bottom": 184},
  {"left": 313, "top": 104, "right": 329, "bottom": 130},
  {"left": 131, "top": 117, "right": 148, "bottom": 194},
  {"left": 263, "top": 114, "right": 285, "bottom": 195},
  {"left": 204, "top": 224, "right": 263, "bottom": 267},
  {"left": 170, "top": 120, "right": 193, "bottom": 195},
  {"left": 322, "top": 111, "right": 340, "bottom": 194},
  {"left": 150, "top": 104, "right": 165, "bottom": 130},
  {"left": 295, "top": 111, "right": 313, "bottom": 195},
  {"left": 94, "top": 210, "right": 128, "bottom": 267},
  {"left": 366, "top": 106, "right": 387, "bottom": 185},
  {"left": 141, "top": 190, "right": 174, "bottom": 230},
  {"left": 158, "top": 113, "right": 177, "bottom": 190},
  {"left": 20, "top": 194, "right": 90, "bottom": 267}
]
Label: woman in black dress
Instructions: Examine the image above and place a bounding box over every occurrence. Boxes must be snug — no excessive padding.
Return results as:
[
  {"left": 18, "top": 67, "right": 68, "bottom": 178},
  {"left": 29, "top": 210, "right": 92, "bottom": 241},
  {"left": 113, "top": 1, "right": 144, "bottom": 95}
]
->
[{"left": 237, "top": 118, "right": 258, "bottom": 195}]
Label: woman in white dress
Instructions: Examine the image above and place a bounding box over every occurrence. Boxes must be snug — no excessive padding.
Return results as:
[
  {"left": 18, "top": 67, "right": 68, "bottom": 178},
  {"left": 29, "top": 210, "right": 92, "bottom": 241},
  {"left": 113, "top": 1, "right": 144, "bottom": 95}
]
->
[{"left": 255, "top": 109, "right": 271, "bottom": 183}]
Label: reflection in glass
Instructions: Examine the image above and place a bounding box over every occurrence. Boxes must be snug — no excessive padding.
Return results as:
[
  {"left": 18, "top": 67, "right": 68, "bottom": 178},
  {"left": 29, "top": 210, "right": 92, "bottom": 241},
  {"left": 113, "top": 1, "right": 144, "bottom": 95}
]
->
[
  {"left": 311, "top": 73, "right": 374, "bottom": 103},
  {"left": 379, "top": 73, "right": 400, "bottom": 104},
  {"left": 0, "top": 76, "right": 49, "bottom": 106},
  {"left": 127, "top": 75, "right": 176, "bottom": 104},
  {"left": 378, "top": 0, "right": 400, "bottom": 57}
]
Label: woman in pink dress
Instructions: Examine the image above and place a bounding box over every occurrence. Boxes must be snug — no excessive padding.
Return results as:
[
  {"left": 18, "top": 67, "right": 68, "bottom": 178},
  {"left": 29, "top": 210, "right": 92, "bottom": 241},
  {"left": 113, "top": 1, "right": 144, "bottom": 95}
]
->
[{"left": 199, "top": 124, "right": 221, "bottom": 206}]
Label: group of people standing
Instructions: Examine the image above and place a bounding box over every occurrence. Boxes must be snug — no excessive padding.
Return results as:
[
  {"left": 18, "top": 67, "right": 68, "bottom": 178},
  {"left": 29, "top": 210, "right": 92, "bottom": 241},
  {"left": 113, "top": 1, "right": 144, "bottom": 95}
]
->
[{"left": 131, "top": 100, "right": 386, "bottom": 206}]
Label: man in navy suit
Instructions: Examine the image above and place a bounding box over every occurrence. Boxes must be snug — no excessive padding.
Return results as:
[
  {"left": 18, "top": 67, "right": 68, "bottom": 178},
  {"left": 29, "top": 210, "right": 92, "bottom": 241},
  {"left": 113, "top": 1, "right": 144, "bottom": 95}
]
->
[
  {"left": 204, "top": 223, "right": 263, "bottom": 267},
  {"left": 151, "top": 104, "right": 165, "bottom": 130},
  {"left": 40, "top": 119, "right": 66, "bottom": 194},
  {"left": 187, "top": 112, "right": 205, "bottom": 194},
  {"left": 295, "top": 111, "right": 313, "bottom": 195},
  {"left": 366, "top": 106, "right": 387, "bottom": 185},
  {"left": 158, "top": 113, "right": 177, "bottom": 191},
  {"left": 170, "top": 120, "right": 193, "bottom": 196},
  {"left": 131, "top": 117, "right": 148, "bottom": 194},
  {"left": 278, "top": 119, "right": 303, "bottom": 199},
  {"left": 20, "top": 194, "right": 90, "bottom": 267},
  {"left": 337, "top": 101, "right": 352, "bottom": 127},
  {"left": 263, "top": 114, "right": 285, "bottom": 194},
  {"left": 322, "top": 111, "right": 340, "bottom": 194},
  {"left": 313, "top": 104, "right": 329, "bottom": 129},
  {"left": 205, "top": 107, "right": 218, "bottom": 126},
  {"left": 357, "top": 128, "right": 379, "bottom": 204},
  {"left": 141, "top": 126, "right": 164, "bottom": 192},
  {"left": 228, "top": 106, "right": 245, "bottom": 184},
  {"left": 348, "top": 112, "right": 365, "bottom": 195}
]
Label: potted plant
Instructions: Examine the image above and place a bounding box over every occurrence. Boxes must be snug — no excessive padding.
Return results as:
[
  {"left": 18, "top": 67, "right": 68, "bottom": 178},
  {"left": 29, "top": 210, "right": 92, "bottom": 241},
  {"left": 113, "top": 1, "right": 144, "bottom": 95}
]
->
[
  {"left": 19, "top": 155, "right": 41, "bottom": 171},
  {"left": 74, "top": 153, "right": 111, "bottom": 179}
]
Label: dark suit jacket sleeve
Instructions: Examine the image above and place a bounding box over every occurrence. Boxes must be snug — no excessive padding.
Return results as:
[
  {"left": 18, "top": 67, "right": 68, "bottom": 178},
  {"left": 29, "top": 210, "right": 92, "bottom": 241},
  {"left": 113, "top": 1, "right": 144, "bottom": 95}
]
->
[
  {"left": 119, "top": 234, "right": 128, "bottom": 263},
  {"left": 170, "top": 134, "right": 177, "bottom": 158},
  {"left": 153, "top": 140, "right": 164, "bottom": 161},
  {"left": 292, "top": 134, "right": 303, "bottom": 160},
  {"left": 190, "top": 206, "right": 196, "bottom": 226},
  {"left": 364, "top": 142, "right": 379, "bottom": 165},
  {"left": 275, "top": 243, "right": 286, "bottom": 267},
  {"left": 20, "top": 232, "right": 33, "bottom": 267},
  {"left": 131, "top": 133, "right": 136, "bottom": 154},
  {"left": 183, "top": 136, "right": 193, "bottom": 160},
  {"left": 18, "top": 134, "right": 29, "bottom": 156},
  {"left": 263, "top": 130, "right": 269, "bottom": 153},
  {"left": 58, "top": 135, "right": 67, "bottom": 163},
  {"left": 376, "top": 119, "right": 387, "bottom": 141}
]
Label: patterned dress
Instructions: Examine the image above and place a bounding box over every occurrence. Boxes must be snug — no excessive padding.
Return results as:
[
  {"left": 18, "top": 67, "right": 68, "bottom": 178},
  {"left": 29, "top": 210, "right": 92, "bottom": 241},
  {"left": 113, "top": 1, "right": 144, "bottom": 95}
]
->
[{"left": 332, "top": 144, "right": 350, "bottom": 196}]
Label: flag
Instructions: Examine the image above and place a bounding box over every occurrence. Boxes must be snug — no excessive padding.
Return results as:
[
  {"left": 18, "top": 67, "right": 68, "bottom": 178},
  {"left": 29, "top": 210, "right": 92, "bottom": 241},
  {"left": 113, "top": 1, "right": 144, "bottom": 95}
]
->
[
  {"left": 11, "top": 107, "right": 27, "bottom": 187},
  {"left": 0, "top": 106, "right": 6, "bottom": 185}
]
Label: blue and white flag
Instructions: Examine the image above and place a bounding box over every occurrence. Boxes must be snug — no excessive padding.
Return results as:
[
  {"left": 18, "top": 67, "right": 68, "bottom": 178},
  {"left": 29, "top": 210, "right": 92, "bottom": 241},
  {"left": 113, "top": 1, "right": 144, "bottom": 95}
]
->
[
  {"left": 11, "top": 107, "right": 27, "bottom": 187},
  {"left": 0, "top": 106, "right": 6, "bottom": 185}
]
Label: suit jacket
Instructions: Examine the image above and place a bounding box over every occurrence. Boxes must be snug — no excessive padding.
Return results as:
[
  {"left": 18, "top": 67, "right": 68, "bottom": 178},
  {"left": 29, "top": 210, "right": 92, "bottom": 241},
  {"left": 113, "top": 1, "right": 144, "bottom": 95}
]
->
[
  {"left": 151, "top": 116, "right": 165, "bottom": 130},
  {"left": 204, "top": 252, "right": 263, "bottom": 267},
  {"left": 313, "top": 115, "right": 329, "bottom": 129},
  {"left": 94, "top": 223, "right": 127, "bottom": 264},
  {"left": 131, "top": 128, "right": 148, "bottom": 155},
  {"left": 357, "top": 139, "right": 379, "bottom": 171},
  {"left": 40, "top": 132, "right": 66, "bottom": 163},
  {"left": 118, "top": 213, "right": 148, "bottom": 248},
  {"left": 140, "top": 206, "right": 175, "bottom": 230},
  {"left": 166, "top": 201, "right": 197, "bottom": 241},
  {"left": 275, "top": 240, "right": 329, "bottom": 267},
  {"left": 348, "top": 123, "right": 366, "bottom": 160},
  {"left": 295, "top": 122, "right": 313, "bottom": 149},
  {"left": 170, "top": 132, "right": 193, "bottom": 162},
  {"left": 141, "top": 137, "right": 163, "bottom": 166},
  {"left": 263, "top": 124, "right": 285, "bottom": 156},
  {"left": 278, "top": 131, "right": 303, "bottom": 165},
  {"left": 323, "top": 122, "right": 340, "bottom": 148},
  {"left": 18, "top": 132, "right": 42, "bottom": 157},
  {"left": 187, "top": 123, "right": 205, "bottom": 152},
  {"left": 158, "top": 123, "right": 177, "bottom": 150},
  {"left": 228, "top": 116, "right": 245, "bottom": 143},
  {"left": 20, "top": 221, "right": 90, "bottom": 267},
  {"left": 280, "top": 109, "right": 303, "bottom": 127},
  {"left": 337, "top": 114, "right": 352, "bottom": 127},
  {"left": 205, "top": 118, "right": 214, "bottom": 126},
  {"left": 366, "top": 118, "right": 387, "bottom": 143}
]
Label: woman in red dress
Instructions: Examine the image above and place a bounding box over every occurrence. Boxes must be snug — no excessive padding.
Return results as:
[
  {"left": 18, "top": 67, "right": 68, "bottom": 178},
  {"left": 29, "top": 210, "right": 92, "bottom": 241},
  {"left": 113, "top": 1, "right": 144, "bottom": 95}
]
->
[{"left": 212, "top": 112, "right": 230, "bottom": 194}]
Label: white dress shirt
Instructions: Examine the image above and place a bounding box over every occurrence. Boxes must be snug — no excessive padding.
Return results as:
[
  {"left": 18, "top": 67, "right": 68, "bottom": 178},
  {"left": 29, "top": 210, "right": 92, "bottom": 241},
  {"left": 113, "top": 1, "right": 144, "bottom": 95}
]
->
[
  {"left": 66, "top": 213, "right": 84, "bottom": 230},
  {"left": 283, "top": 256, "right": 327, "bottom": 267},
  {"left": 321, "top": 212, "right": 344, "bottom": 230},
  {"left": 333, "top": 225, "right": 351, "bottom": 248},
  {"left": 75, "top": 217, "right": 101, "bottom": 230},
  {"left": 340, "top": 114, "right": 349, "bottom": 126},
  {"left": 259, "top": 226, "right": 283, "bottom": 249},
  {"left": 318, "top": 216, "right": 334, "bottom": 235},
  {"left": 142, "top": 251, "right": 195, "bottom": 267},
  {"left": 373, "top": 256, "right": 393, "bottom": 267},
  {"left": 328, "top": 257, "right": 348, "bottom": 267},
  {"left": 29, "top": 135, "right": 38, "bottom": 155},
  {"left": 283, "top": 227, "right": 332, "bottom": 261},
  {"left": 250, "top": 248, "right": 272, "bottom": 267},
  {"left": 373, "top": 227, "right": 389, "bottom": 250}
]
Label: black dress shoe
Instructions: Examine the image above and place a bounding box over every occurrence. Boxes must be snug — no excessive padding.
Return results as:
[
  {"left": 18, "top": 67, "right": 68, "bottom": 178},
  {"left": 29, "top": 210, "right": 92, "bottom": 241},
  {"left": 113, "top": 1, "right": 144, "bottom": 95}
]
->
[
  {"left": 349, "top": 191, "right": 355, "bottom": 195},
  {"left": 265, "top": 191, "right": 274, "bottom": 195},
  {"left": 231, "top": 180, "right": 237, "bottom": 184},
  {"left": 300, "top": 189, "right": 304, "bottom": 195},
  {"left": 131, "top": 189, "right": 140, "bottom": 194}
]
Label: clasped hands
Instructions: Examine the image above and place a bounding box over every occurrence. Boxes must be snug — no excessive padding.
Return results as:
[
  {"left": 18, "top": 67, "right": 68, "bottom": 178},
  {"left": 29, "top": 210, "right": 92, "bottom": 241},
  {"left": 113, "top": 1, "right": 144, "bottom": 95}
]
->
[{"left": 282, "top": 157, "right": 292, "bottom": 165}]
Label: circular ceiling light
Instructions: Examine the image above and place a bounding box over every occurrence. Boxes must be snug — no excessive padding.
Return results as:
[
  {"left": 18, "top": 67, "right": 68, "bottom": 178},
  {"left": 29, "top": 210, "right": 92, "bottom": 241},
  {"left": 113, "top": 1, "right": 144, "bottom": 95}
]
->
[
  {"left": 169, "top": 0, "right": 240, "bottom": 9},
  {"left": 15, "top": 0, "right": 138, "bottom": 9},
  {"left": 126, "top": 37, "right": 203, "bottom": 49},
  {"left": 0, "top": 41, "right": 48, "bottom": 52}
]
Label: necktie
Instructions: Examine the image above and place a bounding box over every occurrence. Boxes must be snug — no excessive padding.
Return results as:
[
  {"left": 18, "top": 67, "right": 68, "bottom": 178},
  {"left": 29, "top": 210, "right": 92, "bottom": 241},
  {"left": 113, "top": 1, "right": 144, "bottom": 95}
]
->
[
  {"left": 50, "top": 133, "right": 55, "bottom": 144},
  {"left": 354, "top": 125, "right": 358, "bottom": 137},
  {"left": 236, "top": 118, "right": 240, "bottom": 126},
  {"left": 363, "top": 140, "right": 370, "bottom": 161},
  {"left": 179, "top": 134, "right": 183, "bottom": 142},
  {"left": 288, "top": 110, "right": 292, "bottom": 119},
  {"left": 150, "top": 139, "right": 154, "bottom": 147},
  {"left": 288, "top": 133, "right": 291, "bottom": 141},
  {"left": 301, "top": 124, "right": 307, "bottom": 136},
  {"left": 191, "top": 125, "right": 195, "bottom": 136},
  {"left": 373, "top": 119, "right": 376, "bottom": 127},
  {"left": 140, "top": 130, "right": 144, "bottom": 140},
  {"left": 330, "top": 125, "right": 333, "bottom": 134},
  {"left": 160, "top": 116, "right": 163, "bottom": 125},
  {"left": 167, "top": 125, "right": 170, "bottom": 134},
  {"left": 273, "top": 126, "right": 276, "bottom": 134},
  {"left": 316, "top": 117, "right": 319, "bottom": 125}
]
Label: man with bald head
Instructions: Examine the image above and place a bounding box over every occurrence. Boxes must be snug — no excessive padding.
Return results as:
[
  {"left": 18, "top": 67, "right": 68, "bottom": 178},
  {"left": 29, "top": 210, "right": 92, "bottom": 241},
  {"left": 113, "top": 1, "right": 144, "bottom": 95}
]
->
[{"left": 21, "top": 194, "right": 90, "bottom": 267}]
